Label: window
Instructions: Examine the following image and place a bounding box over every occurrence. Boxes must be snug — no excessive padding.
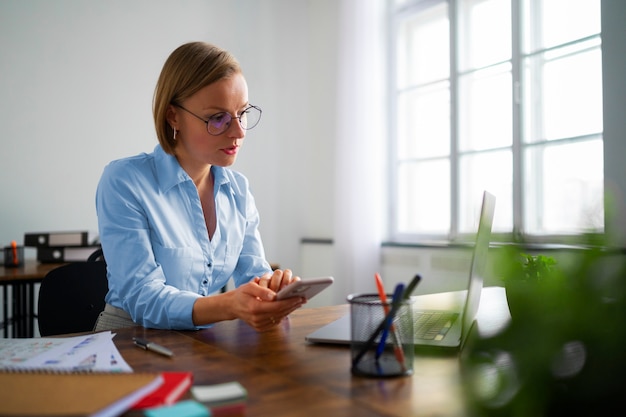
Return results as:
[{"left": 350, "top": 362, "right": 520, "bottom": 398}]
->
[{"left": 389, "top": 0, "right": 603, "bottom": 243}]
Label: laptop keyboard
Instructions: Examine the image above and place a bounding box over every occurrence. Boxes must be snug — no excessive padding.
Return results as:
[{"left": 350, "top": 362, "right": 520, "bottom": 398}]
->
[{"left": 414, "top": 311, "right": 459, "bottom": 341}]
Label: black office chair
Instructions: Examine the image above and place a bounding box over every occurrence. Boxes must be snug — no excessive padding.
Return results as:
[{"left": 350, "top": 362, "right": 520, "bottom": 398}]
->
[{"left": 37, "top": 248, "right": 108, "bottom": 336}]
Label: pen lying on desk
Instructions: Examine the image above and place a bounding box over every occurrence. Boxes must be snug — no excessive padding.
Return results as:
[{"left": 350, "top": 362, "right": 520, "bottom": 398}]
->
[{"left": 133, "top": 337, "right": 174, "bottom": 358}]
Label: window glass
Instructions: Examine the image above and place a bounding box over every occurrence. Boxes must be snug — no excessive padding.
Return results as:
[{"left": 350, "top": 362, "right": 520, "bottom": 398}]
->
[
  {"left": 397, "top": 160, "right": 450, "bottom": 234},
  {"left": 459, "top": 150, "right": 512, "bottom": 233},
  {"left": 396, "top": 3, "right": 449, "bottom": 89},
  {"left": 397, "top": 82, "right": 450, "bottom": 159},
  {"left": 525, "top": 0, "right": 602, "bottom": 53},
  {"left": 459, "top": 63, "right": 513, "bottom": 151},
  {"left": 524, "top": 139, "right": 604, "bottom": 235},
  {"left": 524, "top": 42, "right": 603, "bottom": 142},
  {"left": 458, "top": 0, "right": 511, "bottom": 70}
]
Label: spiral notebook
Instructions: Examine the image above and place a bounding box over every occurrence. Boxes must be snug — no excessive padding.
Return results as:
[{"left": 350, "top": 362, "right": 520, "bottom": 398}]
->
[
  {"left": 0, "top": 370, "right": 163, "bottom": 417},
  {"left": 0, "top": 331, "right": 163, "bottom": 416}
]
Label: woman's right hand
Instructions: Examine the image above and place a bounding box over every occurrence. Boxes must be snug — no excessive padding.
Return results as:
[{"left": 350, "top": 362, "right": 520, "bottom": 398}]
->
[
  {"left": 191, "top": 275, "right": 306, "bottom": 331},
  {"left": 232, "top": 280, "right": 305, "bottom": 331}
]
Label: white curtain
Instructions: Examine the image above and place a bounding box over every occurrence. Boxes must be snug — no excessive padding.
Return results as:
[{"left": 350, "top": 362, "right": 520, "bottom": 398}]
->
[{"left": 333, "top": 0, "right": 386, "bottom": 298}]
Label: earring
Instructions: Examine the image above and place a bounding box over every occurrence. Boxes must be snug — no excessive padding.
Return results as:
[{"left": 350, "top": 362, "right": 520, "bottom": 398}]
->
[{"left": 173, "top": 128, "right": 177, "bottom": 141}]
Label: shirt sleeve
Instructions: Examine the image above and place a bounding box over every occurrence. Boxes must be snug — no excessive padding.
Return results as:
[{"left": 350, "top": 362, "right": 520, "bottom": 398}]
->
[{"left": 95, "top": 159, "right": 200, "bottom": 330}]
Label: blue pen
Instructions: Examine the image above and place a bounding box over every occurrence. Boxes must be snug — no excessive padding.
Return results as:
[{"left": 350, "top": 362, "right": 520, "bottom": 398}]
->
[{"left": 375, "top": 283, "right": 405, "bottom": 361}]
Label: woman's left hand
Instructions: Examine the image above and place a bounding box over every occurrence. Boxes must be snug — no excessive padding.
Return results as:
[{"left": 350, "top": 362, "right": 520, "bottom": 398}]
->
[{"left": 255, "top": 269, "right": 300, "bottom": 293}]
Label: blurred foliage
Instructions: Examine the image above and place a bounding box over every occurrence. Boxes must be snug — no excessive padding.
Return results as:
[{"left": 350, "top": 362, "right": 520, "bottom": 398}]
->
[
  {"left": 462, "top": 238, "right": 626, "bottom": 416},
  {"left": 504, "top": 253, "right": 558, "bottom": 283}
]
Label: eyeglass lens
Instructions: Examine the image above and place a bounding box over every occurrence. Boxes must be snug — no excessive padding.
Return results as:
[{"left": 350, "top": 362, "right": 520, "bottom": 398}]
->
[{"left": 207, "top": 106, "right": 261, "bottom": 135}]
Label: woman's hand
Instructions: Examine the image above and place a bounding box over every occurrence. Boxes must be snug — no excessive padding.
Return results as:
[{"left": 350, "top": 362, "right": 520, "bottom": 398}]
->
[
  {"left": 192, "top": 269, "right": 305, "bottom": 332},
  {"left": 255, "top": 269, "right": 301, "bottom": 293},
  {"left": 234, "top": 276, "right": 305, "bottom": 331}
]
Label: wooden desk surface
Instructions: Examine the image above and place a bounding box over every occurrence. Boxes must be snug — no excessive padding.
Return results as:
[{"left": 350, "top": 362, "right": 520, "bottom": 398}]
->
[
  {"left": 0, "top": 260, "right": 65, "bottom": 283},
  {"left": 111, "top": 287, "right": 509, "bottom": 417}
]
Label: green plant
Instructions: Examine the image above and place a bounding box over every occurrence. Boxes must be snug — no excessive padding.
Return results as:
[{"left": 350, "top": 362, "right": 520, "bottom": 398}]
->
[
  {"left": 518, "top": 253, "right": 557, "bottom": 282},
  {"left": 500, "top": 251, "right": 558, "bottom": 284},
  {"left": 462, "top": 242, "right": 626, "bottom": 416},
  {"left": 498, "top": 250, "right": 561, "bottom": 319}
]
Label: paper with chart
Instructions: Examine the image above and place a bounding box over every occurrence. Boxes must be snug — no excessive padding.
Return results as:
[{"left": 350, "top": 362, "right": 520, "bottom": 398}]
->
[{"left": 0, "top": 331, "right": 132, "bottom": 372}]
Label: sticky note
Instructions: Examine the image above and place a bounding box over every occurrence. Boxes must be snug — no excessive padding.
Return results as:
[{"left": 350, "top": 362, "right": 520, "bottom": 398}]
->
[
  {"left": 144, "top": 400, "right": 211, "bottom": 417},
  {"left": 191, "top": 381, "right": 247, "bottom": 404}
]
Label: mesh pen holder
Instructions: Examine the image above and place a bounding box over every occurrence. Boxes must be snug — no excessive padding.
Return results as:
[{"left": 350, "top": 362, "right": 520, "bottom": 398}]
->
[
  {"left": 3, "top": 244, "right": 24, "bottom": 267},
  {"left": 348, "top": 293, "right": 414, "bottom": 377}
]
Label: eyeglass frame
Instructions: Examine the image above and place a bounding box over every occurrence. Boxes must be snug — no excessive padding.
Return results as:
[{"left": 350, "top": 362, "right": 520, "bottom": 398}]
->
[{"left": 171, "top": 103, "right": 262, "bottom": 136}]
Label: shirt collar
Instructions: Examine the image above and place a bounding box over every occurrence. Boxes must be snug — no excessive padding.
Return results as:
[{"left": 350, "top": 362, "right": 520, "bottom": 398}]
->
[{"left": 153, "top": 144, "right": 231, "bottom": 192}]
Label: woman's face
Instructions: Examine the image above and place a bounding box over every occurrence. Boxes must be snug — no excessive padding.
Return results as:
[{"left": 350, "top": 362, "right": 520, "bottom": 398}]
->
[{"left": 169, "top": 73, "right": 249, "bottom": 170}]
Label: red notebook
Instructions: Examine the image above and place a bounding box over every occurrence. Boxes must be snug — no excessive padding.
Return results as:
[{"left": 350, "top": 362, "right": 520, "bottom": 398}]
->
[{"left": 131, "top": 371, "right": 193, "bottom": 409}]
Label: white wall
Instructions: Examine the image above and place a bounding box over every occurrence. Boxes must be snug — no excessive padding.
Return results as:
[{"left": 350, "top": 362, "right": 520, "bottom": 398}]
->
[{"left": 0, "top": 0, "right": 338, "bottom": 270}]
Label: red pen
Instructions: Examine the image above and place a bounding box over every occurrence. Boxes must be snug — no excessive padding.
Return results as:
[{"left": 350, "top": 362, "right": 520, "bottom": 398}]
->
[{"left": 374, "top": 273, "right": 406, "bottom": 370}]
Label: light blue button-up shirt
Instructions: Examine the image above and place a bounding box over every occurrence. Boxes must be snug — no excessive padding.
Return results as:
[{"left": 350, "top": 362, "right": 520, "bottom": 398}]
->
[{"left": 95, "top": 144, "right": 272, "bottom": 329}]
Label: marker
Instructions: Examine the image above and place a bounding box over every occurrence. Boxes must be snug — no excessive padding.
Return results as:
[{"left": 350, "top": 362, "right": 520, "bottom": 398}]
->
[
  {"left": 10, "top": 240, "right": 18, "bottom": 266},
  {"left": 133, "top": 337, "right": 174, "bottom": 358},
  {"left": 375, "top": 273, "right": 406, "bottom": 369}
]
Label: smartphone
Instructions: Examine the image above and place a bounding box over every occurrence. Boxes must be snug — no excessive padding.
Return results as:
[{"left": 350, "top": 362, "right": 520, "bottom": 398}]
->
[{"left": 275, "top": 276, "right": 334, "bottom": 301}]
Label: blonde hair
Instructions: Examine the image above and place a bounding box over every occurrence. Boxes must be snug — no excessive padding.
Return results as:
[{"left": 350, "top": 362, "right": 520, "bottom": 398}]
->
[{"left": 153, "top": 42, "right": 242, "bottom": 154}]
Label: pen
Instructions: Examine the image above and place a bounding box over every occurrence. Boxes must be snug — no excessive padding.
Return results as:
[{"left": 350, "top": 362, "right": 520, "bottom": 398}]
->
[
  {"left": 374, "top": 273, "right": 406, "bottom": 369},
  {"left": 375, "top": 283, "right": 405, "bottom": 361},
  {"left": 402, "top": 274, "right": 422, "bottom": 300},
  {"left": 132, "top": 337, "right": 174, "bottom": 358}
]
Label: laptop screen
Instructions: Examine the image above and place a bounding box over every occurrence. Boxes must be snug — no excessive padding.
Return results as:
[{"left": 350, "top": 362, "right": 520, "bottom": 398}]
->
[{"left": 460, "top": 191, "right": 496, "bottom": 348}]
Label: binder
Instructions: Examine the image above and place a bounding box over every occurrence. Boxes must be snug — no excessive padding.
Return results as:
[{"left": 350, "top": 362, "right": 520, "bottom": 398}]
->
[
  {"left": 25, "top": 231, "right": 89, "bottom": 247},
  {"left": 0, "top": 371, "right": 163, "bottom": 417},
  {"left": 36, "top": 245, "right": 102, "bottom": 263}
]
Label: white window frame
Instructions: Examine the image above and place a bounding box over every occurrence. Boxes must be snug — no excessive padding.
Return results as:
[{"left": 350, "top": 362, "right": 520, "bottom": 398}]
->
[{"left": 388, "top": 0, "right": 604, "bottom": 245}]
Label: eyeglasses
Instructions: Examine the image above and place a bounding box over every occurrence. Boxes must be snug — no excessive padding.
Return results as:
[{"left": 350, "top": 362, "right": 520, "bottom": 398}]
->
[{"left": 173, "top": 103, "right": 262, "bottom": 136}]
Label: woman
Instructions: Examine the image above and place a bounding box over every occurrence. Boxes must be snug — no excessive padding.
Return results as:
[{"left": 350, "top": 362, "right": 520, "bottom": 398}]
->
[{"left": 94, "top": 42, "right": 304, "bottom": 332}]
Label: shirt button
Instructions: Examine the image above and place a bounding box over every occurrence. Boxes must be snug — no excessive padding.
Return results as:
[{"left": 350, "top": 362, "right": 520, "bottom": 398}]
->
[
  {"left": 207, "top": 262, "right": 212, "bottom": 268},
  {"left": 202, "top": 279, "right": 208, "bottom": 285}
]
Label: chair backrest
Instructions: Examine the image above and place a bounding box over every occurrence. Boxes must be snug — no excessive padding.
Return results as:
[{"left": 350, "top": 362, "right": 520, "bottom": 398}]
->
[{"left": 38, "top": 259, "right": 108, "bottom": 336}]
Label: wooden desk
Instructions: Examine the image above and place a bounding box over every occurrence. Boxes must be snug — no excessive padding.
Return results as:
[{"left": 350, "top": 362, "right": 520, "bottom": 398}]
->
[
  {"left": 109, "top": 287, "right": 509, "bottom": 417},
  {"left": 0, "top": 260, "right": 65, "bottom": 338}
]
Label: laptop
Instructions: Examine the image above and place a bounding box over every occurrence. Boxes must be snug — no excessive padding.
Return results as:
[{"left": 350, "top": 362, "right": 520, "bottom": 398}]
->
[{"left": 305, "top": 190, "right": 496, "bottom": 352}]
